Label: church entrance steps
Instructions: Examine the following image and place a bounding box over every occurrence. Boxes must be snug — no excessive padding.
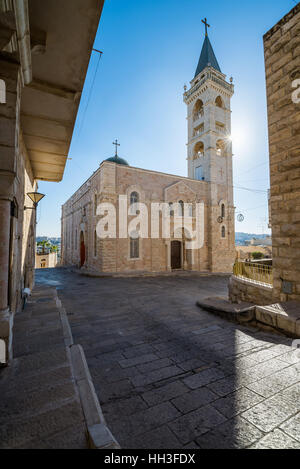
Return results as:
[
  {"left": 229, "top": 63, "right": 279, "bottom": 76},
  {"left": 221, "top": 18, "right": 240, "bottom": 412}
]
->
[
  {"left": 197, "top": 297, "right": 300, "bottom": 339},
  {"left": 0, "top": 285, "right": 119, "bottom": 449}
]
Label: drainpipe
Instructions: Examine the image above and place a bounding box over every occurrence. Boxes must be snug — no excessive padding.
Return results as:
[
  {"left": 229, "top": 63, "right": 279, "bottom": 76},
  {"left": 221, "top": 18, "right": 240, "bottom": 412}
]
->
[{"left": 13, "top": 0, "right": 32, "bottom": 84}]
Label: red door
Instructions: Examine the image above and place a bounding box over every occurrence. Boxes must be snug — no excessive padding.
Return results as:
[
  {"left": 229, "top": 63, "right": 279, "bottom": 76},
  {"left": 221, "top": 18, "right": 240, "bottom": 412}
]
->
[{"left": 80, "top": 238, "right": 85, "bottom": 267}]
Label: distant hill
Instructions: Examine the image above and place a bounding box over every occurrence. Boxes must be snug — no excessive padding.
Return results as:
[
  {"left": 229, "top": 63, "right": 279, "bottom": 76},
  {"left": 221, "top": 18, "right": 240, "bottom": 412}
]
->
[
  {"left": 235, "top": 232, "right": 267, "bottom": 246},
  {"left": 36, "top": 237, "right": 61, "bottom": 244}
]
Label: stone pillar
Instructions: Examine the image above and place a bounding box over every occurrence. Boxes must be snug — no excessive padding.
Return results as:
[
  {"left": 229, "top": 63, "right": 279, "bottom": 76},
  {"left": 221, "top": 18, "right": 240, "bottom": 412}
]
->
[
  {"left": 0, "top": 59, "right": 20, "bottom": 363},
  {"left": 166, "top": 241, "right": 171, "bottom": 271},
  {"left": 0, "top": 198, "right": 13, "bottom": 362}
]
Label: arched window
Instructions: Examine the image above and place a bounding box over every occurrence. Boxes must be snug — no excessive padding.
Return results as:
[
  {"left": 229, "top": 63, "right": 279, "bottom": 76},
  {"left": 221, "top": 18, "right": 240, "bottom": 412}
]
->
[
  {"left": 130, "top": 191, "right": 139, "bottom": 215},
  {"left": 193, "top": 141, "right": 204, "bottom": 160},
  {"left": 130, "top": 191, "right": 139, "bottom": 205},
  {"left": 193, "top": 99, "right": 204, "bottom": 121},
  {"left": 178, "top": 200, "right": 184, "bottom": 217},
  {"left": 130, "top": 231, "right": 139, "bottom": 259},
  {"left": 215, "top": 96, "right": 224, "bottom": 108},
  {"left": 216, "top": 139, "right": 225, "bottom": 156},
  {"left": 94, "top": 230, "right": 97, "bottom": 257},
  {"left": 222, "top": 226, "right": 226, "bottom": 238},
  {"left": 221, "top": 204, "right": 225, "bottom": 219},
  {"left": 169, "top": 202, "right": 174, "bottom": 216}
]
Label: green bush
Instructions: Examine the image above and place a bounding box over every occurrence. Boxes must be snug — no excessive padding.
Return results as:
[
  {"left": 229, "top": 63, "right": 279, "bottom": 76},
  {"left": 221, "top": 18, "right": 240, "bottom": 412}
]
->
[{"left": 251, "top": 252, "right": 264, "bottom": 260}]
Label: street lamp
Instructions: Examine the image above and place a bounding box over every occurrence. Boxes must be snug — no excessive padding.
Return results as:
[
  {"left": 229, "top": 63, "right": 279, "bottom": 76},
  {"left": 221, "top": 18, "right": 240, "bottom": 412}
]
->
[{"left": 24, "top": 192, "right": 45, "bottom": 210}]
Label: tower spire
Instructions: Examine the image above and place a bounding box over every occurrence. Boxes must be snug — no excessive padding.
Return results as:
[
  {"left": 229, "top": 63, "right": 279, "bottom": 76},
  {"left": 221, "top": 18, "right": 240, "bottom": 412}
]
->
[{"left": 194, "top": 20, "right": 221, "bottom": 77}]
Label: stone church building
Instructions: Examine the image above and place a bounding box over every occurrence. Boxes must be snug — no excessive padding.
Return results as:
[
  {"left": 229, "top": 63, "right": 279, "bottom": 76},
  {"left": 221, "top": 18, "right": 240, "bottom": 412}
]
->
[{"left": 61, "top": 28, "right": 236, "bottom": 274}]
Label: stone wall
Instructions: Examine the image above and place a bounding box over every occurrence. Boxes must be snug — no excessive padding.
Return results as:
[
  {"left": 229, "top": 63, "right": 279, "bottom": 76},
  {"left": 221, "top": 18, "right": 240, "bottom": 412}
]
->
[
  {"left": 229, "top": 276, "right": 274, "bottom": 306},
  {"left": 0, "top": 58, "right": 36, "bottom": 359},
  {"left": 263, "top": 3, "right": 300, "bottom": 302}
]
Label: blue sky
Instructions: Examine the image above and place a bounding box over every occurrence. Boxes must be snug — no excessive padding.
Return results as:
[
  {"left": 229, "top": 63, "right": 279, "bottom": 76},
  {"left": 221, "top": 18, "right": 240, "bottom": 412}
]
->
[{"left": 36, "top": 0, "right": 296, "bottom": 237}]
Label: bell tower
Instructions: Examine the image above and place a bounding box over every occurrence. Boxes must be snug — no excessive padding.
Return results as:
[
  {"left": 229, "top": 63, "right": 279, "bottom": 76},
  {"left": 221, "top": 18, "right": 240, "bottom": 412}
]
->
[
  {"left": 183, "top": 19, "right": 236, "bottom": 272},
  {"left": 184, "top": 19, "right": 234, "bottom": 191}
]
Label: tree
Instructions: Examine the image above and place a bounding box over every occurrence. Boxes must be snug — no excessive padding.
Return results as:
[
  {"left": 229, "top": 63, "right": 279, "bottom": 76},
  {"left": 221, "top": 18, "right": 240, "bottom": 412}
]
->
[{"left": 252, "top": 251, "right": 264, "bottom": 260}]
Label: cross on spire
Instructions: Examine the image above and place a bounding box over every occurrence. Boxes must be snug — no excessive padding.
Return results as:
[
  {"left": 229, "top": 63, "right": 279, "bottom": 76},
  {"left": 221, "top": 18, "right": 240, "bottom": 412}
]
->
[
  {"left": 202, "top": 17, "right": 210, "bottom": 36},
  {"left": 113, "top": 139, "right": 120, "bottom": 156}
]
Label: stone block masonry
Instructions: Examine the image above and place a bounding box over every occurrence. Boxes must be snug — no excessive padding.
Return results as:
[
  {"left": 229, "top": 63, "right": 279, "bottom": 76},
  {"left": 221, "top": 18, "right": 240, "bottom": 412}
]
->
[{"left": 263, "top": 3, "right": 300, "bottom": 302}]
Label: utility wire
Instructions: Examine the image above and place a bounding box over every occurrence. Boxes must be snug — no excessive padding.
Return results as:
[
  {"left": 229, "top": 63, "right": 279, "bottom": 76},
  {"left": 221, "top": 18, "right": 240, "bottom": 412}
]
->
[{"left": 77, "top": 49, "right": 103, "bottom": 137}]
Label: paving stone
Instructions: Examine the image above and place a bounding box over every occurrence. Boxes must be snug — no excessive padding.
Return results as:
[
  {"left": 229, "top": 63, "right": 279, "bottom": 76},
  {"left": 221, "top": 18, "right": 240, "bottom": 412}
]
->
[
  {"left": 142, "top": 381, "right": 189, "bottom": 406},
  {"left": 137, "top": 358, "right": 173, "bottom": 374},
  {"left": 250, "top": 429, "right": 300, "bottom": 449},
  {"left": 241, "top": 394, "right": 298, "bottom": 432},
  {"left": 119, "top": 353, "right": 159, "bottom": 369},
  {"left": 278, "top": 382, "right": 300, "bottom": 409},
  {"left": 207, "top": 376, "right": 242, "bottom": 397},
  {"left": 172, "top": 387, "right": 218, "bottom": 414},
  {"left": 127, "top": 425, "right": 181, "bottom": 449},
  {"left": 245, "top": 364, "right": 299, "bottom": 398},
  {"left": 279, "top": 412, "right": 300, "bottom": 442},
  {"left": 108, "top": 402, "right": 181, "bottom": 442},
  {"left": 131, "top": 366, "right": 184, "bottom": 388},
  {"left": 102, "top": 396, "right": 148, "bottom": 418},
  {"left": 168, "top": 405, "right": 227, "bottom": 444},
  {"left": 0, "top": 401, "right": 85, "bottom": 449},
  {"left": 123, "top": 344, "right": 156, "bottom": 359},
  {"left": 183, "top": 368, "right": 225, "bottom": 390},
  {"left": 0, "top": 381, "right": 77, "bottom": 424},
  {"left": 211, "top": 388, "right": 264, "bottom": 418},
  {"left": 16, "top": 424, "right": 88, "bottom": 449},
  {"left": 92, "top": 365, "right": 141, "bottom": 384},
  {"left": 177, "top": 358, "right": 206, "bottom": 372},
  {"left": 95, "top": 378, "right": 134, "bottom": 404},
  {"left": 0, "top": 366, "right": 72, "bottom": 397},
  {"left": 196, "top": 416, "right": 264, "bottom": 449}
]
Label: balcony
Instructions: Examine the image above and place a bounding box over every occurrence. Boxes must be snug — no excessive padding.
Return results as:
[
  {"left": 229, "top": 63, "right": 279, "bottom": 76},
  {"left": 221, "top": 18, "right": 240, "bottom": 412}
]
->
[
  {"left": 233, "top": 261, "right": 273, "bottom": 286},
  {"left": 193, "top": 124, "right": 204, "bottom": 138}
]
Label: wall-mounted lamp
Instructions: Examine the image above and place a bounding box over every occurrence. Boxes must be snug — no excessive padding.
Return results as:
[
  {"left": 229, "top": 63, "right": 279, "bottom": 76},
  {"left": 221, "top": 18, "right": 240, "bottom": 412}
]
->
[{"left": 24, "top": 192, "right": 45, "bottom": 210}]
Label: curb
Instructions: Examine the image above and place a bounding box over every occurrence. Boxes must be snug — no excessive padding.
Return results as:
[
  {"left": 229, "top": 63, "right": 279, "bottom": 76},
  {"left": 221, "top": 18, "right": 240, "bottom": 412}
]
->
[
  {"left": 70, "top": 344, "right": 120, "bottom": 449},
  {"left": 55, "top": 289, "right": 120, "bottom": 449}
]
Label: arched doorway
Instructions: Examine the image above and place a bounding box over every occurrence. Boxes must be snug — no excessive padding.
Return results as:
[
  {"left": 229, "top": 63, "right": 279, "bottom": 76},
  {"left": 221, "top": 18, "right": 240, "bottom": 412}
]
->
[
  {"left": 80, "top": 231, "right": 86, "bottom": 267},
  {"left": 171, "top": 241, "right": 182, "bottom": 270}
]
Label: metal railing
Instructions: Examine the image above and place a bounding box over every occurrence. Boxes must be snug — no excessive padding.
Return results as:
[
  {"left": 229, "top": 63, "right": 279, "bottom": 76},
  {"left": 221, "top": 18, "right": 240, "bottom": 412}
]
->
[{"left": 233, "top": 261, "right": 273, "bottom": 286}]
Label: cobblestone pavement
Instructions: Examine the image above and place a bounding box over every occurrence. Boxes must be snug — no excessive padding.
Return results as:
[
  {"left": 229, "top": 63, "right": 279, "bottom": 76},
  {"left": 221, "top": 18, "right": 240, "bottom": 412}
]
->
[{"left": 36, "top": 269, "right": 300, "bottom": 449}]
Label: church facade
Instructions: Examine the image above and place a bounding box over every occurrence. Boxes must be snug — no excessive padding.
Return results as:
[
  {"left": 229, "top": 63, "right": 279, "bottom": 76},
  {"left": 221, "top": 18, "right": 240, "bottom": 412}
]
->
[{"left": 61, "top": 28, "right": 236, "bottom": 274}]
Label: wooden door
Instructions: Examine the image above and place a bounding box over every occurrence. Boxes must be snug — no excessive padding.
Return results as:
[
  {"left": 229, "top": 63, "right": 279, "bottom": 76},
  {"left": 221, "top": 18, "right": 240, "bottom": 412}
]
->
[{"left": 171, "top": 241, "right": 181, "bottom": 270}]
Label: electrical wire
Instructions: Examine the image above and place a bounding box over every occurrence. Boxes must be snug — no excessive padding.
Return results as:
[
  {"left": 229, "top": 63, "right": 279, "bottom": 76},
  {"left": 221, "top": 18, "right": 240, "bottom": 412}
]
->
[{"left": 77, "top": 50, "right": 103, "bottom": 137}]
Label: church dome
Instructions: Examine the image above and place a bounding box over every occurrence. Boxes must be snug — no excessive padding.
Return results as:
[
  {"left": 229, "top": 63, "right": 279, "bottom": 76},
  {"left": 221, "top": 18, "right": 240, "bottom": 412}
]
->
[{"left": 105, "top": 155, "right": 129, "bottom": 166}]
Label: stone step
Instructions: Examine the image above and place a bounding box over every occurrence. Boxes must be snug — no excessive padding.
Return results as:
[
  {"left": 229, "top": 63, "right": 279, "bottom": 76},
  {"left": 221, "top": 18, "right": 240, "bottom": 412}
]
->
[{"left": 197, "top": 297, "right": 300, "bottom": 338}]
